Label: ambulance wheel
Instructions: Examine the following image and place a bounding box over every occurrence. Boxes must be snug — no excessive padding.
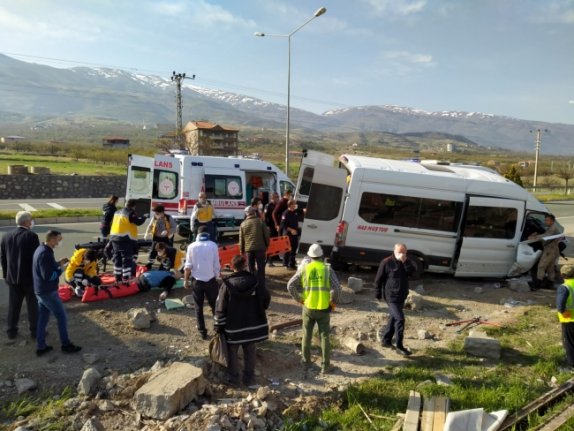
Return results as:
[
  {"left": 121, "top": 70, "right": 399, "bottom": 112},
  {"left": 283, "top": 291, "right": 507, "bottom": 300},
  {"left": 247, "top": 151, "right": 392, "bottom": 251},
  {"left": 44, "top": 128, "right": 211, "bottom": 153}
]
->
[{"left": 408, "top": 254, "right": 424, "bottom": 279}]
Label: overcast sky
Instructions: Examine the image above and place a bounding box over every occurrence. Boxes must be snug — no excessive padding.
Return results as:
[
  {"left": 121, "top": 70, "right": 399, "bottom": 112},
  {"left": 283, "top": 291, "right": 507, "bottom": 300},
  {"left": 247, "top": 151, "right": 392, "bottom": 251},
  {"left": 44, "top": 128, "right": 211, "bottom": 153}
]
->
[{"left": 1, "top": 0, "right": 573, "bottom": 125}]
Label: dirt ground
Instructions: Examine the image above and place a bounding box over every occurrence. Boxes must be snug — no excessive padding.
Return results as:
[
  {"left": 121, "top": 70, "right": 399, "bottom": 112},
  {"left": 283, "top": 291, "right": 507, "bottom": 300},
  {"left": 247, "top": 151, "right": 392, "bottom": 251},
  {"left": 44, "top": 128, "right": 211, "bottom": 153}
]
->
[{"left": 0, "top": 255, "right": 562, "bottom": 412}]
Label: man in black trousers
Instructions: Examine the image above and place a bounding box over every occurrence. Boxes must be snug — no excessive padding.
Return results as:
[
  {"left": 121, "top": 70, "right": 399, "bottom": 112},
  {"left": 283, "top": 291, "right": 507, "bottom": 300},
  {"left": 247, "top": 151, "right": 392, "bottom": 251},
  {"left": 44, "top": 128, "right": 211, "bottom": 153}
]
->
[
  {"left": 374, "top": 243, "right": 416, "bottom": 356},
  {"left": 0, "top": 211, "right": 40, "bottom": 340}
]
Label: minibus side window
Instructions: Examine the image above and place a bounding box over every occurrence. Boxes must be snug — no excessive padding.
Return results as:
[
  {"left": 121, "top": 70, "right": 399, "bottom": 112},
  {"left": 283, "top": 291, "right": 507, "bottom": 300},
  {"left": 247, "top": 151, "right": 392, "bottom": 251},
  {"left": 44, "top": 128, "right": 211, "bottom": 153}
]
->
[
  {"left": 306, "top": 183, "right": 342, "bottom": 221},
  {"left": 464, "top": 206, "right": 518, "bottom": 239},
  {"left": 358, "top": 192, "right": 460, "bottom": 232}
]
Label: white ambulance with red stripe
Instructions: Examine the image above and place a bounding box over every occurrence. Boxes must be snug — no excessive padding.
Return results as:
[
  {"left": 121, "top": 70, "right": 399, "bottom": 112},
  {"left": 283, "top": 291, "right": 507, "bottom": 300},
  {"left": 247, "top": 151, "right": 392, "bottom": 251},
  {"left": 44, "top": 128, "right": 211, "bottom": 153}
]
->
[{"left": 126, "top": 153, "right": 294, "bottom": 238}]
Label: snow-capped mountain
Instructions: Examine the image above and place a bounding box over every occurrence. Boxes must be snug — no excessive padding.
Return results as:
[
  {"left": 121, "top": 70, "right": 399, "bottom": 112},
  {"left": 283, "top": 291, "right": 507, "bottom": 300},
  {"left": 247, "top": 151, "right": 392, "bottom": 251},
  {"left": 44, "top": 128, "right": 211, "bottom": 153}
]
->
[{"left": 0, "top": 54, "right": 573, "bottom": 154}]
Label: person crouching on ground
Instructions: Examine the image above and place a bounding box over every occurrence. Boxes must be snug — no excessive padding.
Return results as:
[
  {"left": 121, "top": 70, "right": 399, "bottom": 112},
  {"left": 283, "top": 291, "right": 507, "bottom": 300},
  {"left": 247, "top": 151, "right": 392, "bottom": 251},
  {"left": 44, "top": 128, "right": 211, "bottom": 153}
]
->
[
  {"left": 154, "top": 242, "right": 185, "bottom": 300},
  {"left": 33, "top": 230, "right": 81, "bottom": 356},
  {"left": 214, "top": 254, "right": 270, "bottom": 386},
  {"left": 556, "top": 264, "right": 574, "bottom": 369},
  {"left": 287, "top": 244, "right": 341, "bottom": 376},
  {"left": 64, "top": 248, "right": 102, "bottom": 297}
]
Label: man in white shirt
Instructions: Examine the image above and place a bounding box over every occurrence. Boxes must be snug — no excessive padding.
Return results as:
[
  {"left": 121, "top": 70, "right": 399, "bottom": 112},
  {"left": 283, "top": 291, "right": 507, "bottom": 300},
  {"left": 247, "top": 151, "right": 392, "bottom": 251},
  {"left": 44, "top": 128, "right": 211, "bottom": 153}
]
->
[{"left": 183, "top": 225, "right": 221, "bottom": 340}]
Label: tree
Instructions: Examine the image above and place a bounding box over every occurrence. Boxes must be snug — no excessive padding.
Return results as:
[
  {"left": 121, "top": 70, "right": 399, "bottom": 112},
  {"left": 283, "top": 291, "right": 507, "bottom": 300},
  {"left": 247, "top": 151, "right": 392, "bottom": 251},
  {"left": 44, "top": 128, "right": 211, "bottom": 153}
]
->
[
  {"left": 503, "top": 165, "right": 523, "bottom": 187},
  {"left": 555, "top": 163, "right": 574, "bottom": 194}
]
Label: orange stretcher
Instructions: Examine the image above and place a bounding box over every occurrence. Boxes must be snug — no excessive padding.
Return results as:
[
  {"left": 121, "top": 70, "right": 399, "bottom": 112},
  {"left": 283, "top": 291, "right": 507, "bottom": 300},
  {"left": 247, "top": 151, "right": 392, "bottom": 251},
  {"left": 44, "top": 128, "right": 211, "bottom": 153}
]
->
[{"left": 217, "top": 235, "right": 292, "bottom": 268}]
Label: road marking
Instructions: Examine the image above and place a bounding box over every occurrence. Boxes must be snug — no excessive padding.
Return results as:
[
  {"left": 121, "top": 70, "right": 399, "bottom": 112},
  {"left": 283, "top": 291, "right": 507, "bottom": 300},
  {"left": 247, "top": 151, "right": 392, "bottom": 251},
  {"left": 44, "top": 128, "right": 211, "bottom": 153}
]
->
[
  {"left": 19, "top": 203, "right": 37, "bottom": 212},
  {"left": 47, "top": 202, "right": 66, "bottom": 209}
]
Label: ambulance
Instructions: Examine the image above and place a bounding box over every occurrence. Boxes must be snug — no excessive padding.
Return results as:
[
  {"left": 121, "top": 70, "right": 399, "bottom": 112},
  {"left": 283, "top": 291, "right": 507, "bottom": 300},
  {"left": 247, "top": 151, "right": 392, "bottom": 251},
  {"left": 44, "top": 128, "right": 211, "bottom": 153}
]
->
[
  {"left": 295, "top": 150, "right": 554, "bottom": 278},
  {"left": 126, "top": 153, "right": 295, "bottom": 238}
]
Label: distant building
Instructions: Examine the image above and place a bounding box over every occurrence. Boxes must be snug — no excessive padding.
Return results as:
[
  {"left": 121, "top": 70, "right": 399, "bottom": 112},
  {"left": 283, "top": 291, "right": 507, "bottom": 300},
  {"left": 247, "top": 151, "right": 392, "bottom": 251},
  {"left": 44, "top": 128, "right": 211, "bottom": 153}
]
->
[
  {"left": 102, "top": 136, "right": 130, "bottom": 148},
  {"left": 1, "top": 135, "right": 26, "bottom": 144},
  {"left": 183, "top": 121, "right": 238, "bottom": 156}
]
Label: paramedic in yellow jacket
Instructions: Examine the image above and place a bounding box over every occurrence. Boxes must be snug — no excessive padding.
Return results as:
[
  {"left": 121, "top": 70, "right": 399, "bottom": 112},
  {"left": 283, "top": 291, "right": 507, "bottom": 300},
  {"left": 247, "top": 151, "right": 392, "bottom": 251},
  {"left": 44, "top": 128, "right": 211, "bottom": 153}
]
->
[
  {"left": 144, "top": 205, "right": 176, "bottom": 269},
  {"left": 109, "top": 199, "right": 147, "bottom": 284},
  {"left": 154, "top": 242, "right": 185, "bottom": 300},
  {"left": 287, "top": 244, "right": 341, "bottom": 376},
  {"left": 557, "top": 265, "right": 574, "bottom": 369},
  {"left": 64, "top": 249, "right": 101, "bottom": 297},
  {"left": 190, "top": 192, "right": 217, "bottom": 242}
]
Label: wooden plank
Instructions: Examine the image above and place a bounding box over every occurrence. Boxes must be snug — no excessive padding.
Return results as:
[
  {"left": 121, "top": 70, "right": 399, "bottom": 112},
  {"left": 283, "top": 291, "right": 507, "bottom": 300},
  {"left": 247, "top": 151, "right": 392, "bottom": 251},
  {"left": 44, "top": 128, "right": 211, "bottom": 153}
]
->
[
  {"left": 269, "top": 319, "right": 303, "bottom": 332},
  {"left": 390, "top": 417, "right": 404, "bottom": 431},
  {"left": 403, "top": 390, "right": 422, "bottom": 431},
  {"left": 499, "top": 378, "right": 574, "bottom": 430},
  {"left": 535, "top": 404, "right": 574, "bottom": 431},
  {"left": 432, "top": 396, "right": 449, "bottom": 431},
  {"left": 420, "top": 396, "right": 435, "bottom": 431}
]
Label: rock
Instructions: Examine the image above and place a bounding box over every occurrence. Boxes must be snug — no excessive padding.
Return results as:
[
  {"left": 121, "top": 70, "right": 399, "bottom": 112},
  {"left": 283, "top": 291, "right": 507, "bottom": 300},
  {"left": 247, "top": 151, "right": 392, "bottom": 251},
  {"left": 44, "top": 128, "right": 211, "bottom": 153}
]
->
[
  {"left": 182, "top": 295, "right": 195, "bottom": 307},
  {"left": 15, "top": 378, "right": 36, "bottom": 395},
  {"left": 414, "top": 284, "right": 425, "bottom": 294},
  {"left": 347, "top": 277, "right": 363, "bottom": 293},
  {"left": 405, "top": 291, "right": 424, "bottom": 310},
  {"left": 77, "top": 368, "right": 102, "bottom": 396},
  {"left": 464, "top": 333, "right": 501, "bottom": 359},
  {"left": 133, "top": 362, "right": 207, "bottom": 420},
  {"left": 474, "top": 287, "right": 484, "bottom": 294},
  {"left": 338, "top": 287, "right": 356, "bottom": 304},
  {"left": 507, "top": 278, "right": 531, "bottom": 293},
  {"left": 256, "top": 386, "right": 271, "bottom": 401},
  {"left": 127, "top": 308, "right": 152, "bottom": 329},
  {"left": 435, "top": 374, "right": 453, "bottom": 386},
  {"left": 98, "top": 399, "right": 115, "bottom": 412},
  {"left": 80, "top": 416, "right": 105, "bottom": 431},
  {"left": 417, "top": 329, "right": 430, "bottom": 340}
]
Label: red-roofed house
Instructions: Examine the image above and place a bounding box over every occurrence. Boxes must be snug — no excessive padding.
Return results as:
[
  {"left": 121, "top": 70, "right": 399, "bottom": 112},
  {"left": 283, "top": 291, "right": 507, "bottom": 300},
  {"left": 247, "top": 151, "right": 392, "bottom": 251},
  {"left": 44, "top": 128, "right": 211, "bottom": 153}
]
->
[
  {"left": 102, "top": 136, "right": 130, "bottom": 148},
  {"left": 183, "top": 121, "right": 238, "bottom": 156}
]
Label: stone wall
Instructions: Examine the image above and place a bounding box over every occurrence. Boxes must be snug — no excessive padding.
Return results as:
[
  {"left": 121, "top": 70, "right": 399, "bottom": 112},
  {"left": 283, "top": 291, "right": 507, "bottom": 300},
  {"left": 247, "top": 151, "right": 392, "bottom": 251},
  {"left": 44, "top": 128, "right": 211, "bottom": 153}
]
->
[{"left": 0, "top": 175, "right": 126, "bottom": 199}]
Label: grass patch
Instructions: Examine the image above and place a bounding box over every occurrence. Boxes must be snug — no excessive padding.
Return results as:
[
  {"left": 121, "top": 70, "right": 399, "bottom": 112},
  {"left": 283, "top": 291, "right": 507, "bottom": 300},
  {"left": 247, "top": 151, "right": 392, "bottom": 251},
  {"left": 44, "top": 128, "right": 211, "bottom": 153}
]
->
[
  {"left": 0, "top": 153, "right": 125, "bottom": 176},
  {"left": 0, "top": 209, "right": 101, "bottom": 220},
  {"left": 284, "top": 305, "right": 572, "bottom": 430},
  {"left": 0, "top": 387, "right": 74, "bottom": 430}
]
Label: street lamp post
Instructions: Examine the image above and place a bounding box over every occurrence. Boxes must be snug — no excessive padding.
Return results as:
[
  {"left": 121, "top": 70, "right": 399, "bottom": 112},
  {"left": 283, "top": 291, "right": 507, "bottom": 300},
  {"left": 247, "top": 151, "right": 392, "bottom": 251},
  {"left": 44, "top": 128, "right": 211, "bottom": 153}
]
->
[{"left": 255, "top": 7, "right": 327, "bottom": 177}]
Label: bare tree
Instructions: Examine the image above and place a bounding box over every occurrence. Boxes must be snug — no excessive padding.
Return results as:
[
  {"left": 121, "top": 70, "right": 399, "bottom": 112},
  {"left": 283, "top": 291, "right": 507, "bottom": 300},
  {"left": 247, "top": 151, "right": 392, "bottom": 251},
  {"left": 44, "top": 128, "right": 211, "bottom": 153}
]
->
[{"left": 555, "top": 163, "right": 574, "bottom": 194}]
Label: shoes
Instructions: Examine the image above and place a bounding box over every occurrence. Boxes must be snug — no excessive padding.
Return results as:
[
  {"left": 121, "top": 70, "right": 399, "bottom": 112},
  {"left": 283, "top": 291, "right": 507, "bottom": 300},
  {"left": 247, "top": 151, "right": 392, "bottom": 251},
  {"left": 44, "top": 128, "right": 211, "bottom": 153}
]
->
[
  {"left": 36, "top": 345, "right": 53, "bottom": 356},
  {"left": 395, "top": 346, "right": 412, "bottom": 356},
  {"left": 200, "top": 332, "right": 208, "bottom": 341},
  {"left": 74, "top": 286, "right": 85, "bottom": 297},
  {"left": 61, "top": 343, "right": 82, "bottom": 353},
  {"left": 381, "top": 341, "right": 393, "bottom": 348},
  {"left": 159, "top": 290, "right": 168, "bottom": 300},
  {"left": 321, "top": 365, "right": 336, "bottom": 375}
]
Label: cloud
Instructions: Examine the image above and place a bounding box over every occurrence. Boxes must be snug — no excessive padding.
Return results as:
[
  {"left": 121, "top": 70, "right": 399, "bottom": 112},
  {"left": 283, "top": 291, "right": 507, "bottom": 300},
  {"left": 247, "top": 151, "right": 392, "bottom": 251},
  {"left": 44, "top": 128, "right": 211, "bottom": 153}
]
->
[
  {"left": 363, "top": 0, "right": 427, "bottom": 17},
  {"left": 532, "top": 0, "right": 574, "bottom": 23},
  {"left": 150, "top": 0, "right": 255, "bottom": 28},
  {"left": 379, "top": 50, "right": 435, "bottom": 76}
]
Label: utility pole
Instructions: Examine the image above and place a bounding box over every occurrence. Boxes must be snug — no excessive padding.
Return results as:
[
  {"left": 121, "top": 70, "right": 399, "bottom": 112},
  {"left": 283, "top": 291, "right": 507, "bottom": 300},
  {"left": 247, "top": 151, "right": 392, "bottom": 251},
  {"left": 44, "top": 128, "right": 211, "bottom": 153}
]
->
[
  {"left": 171, "top": 71, "right": 195, "bottom": 149},
  {"left": 531, "top": 128, "right": 548, "bottom": 189}
]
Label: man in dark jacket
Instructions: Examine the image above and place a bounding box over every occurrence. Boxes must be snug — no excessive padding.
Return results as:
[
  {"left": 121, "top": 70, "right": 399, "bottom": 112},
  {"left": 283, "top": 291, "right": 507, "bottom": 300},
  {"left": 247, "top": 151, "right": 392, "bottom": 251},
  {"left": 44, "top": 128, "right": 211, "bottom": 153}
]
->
[
  {"left": 264, "top": 192, "right": 280, "bottom": 267},
  {"left": 374, "top": 243, "right": 416, "bottom": 356},
  {"left": 33, "top": 230, "right": 81, "bottom": 356},
  {"left": 1, "top": 211, "right": 40, "bottom": 340},
  {"left": 280, "top": 199, "right": 300, "bottom": 269},
  {"left": 214, "top": 254, "right": 270, "bottom": 386}
]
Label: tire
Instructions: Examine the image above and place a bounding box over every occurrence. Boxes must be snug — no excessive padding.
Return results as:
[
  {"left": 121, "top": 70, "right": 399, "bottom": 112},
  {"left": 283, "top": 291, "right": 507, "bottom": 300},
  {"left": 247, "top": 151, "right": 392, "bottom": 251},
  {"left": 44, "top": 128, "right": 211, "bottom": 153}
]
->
[{"left": 408, "top": 254, "right": 424, "bottom": 280}]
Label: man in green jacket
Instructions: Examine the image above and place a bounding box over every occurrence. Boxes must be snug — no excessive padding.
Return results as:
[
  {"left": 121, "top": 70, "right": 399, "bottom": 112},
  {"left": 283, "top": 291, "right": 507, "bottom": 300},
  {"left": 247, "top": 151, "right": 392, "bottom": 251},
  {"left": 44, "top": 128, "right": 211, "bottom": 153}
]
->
[{"left": 239, "top": 206, "right": 270, "bottom": 289}]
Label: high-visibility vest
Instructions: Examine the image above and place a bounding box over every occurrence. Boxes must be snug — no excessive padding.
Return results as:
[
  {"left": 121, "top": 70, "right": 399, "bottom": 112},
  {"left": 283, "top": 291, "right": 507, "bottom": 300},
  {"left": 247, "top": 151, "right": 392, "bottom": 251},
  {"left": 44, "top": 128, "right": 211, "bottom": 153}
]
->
[
  {"left": 196, "top": 202, "right": 214, "bottom": 223},
  {"left": 64, "top": 248, "right": 97, "bottom": 281},
  {"left": 302, "top": 260, "right": 330, "bottom": 311},
  {"left": 558, "top": 279, "right": 574, "bottom": 323},
  {"left": 110, "top": 208, "right": 137, "bottom": 239},
  {"left": 150, "top": 215, "right": 172, "bottom": 237}
]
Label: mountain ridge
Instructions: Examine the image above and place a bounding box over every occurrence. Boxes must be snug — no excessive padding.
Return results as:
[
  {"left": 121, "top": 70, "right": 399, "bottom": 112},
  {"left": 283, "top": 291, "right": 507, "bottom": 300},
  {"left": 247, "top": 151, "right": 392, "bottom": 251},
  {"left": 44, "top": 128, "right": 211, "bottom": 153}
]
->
[{"left": 0, "top": 54, "right": 572, "bottom": 154}]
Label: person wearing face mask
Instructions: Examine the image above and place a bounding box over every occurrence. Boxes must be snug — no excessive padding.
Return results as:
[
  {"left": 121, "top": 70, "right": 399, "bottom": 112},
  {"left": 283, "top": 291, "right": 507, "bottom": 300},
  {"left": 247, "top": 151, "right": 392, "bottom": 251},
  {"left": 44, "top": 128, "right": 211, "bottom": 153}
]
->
[
  {"left": 144, "top": 205, "right": 176, "bottom": 269},
  {"left": 152, "top": 242, "right": 185, "bottom": 300},
  {"left": 239, "top": 206, "right": 270, "bottom": 289},
  {"left": 374, "top": 243, "right": 416, "bottom": 356},
  {"left": 1, "top": 211, "right": 40, "bottom": 340},
  {"left": 190, "top": 192, "right": 216, "bottom": 243},
  {"left": 248, "top": 197, "right": 264, "bottom": 219},
  {"left": 33, "top": 230, "right": 81, "bottom": 356}
]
